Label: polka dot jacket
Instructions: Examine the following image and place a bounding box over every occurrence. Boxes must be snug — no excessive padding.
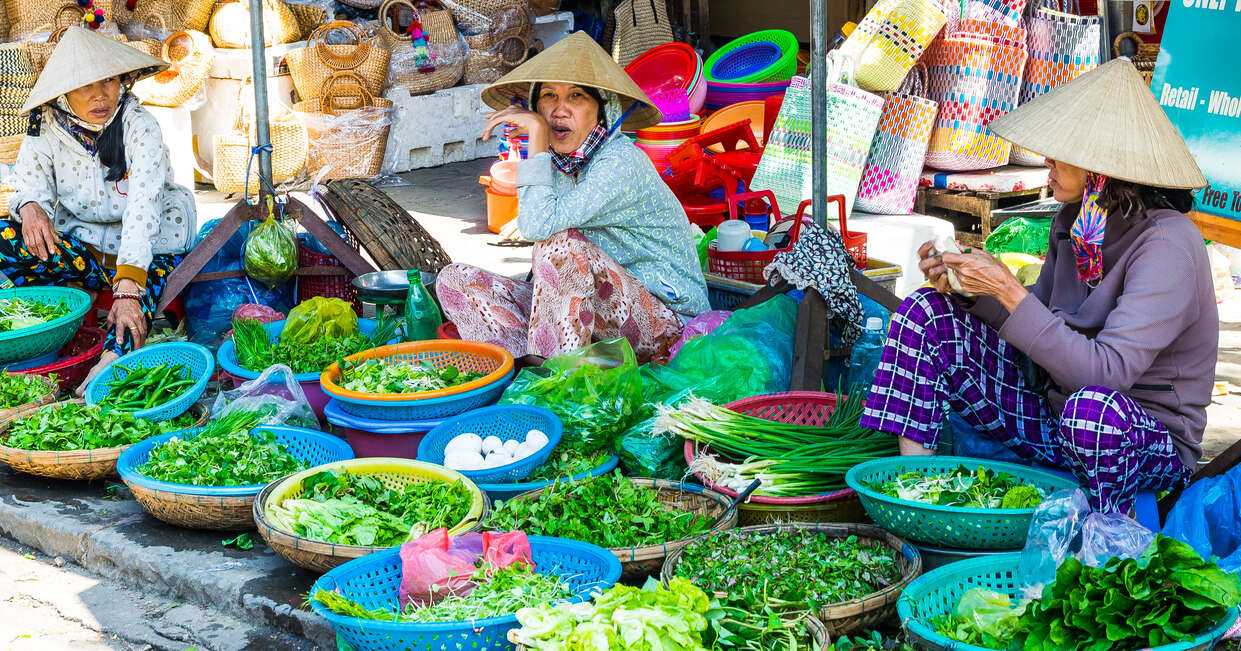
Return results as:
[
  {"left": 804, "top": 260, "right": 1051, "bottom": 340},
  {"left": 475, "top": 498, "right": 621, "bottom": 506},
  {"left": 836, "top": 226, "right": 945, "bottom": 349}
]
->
[{"left": 7, "top": 104, "right": 195, "bottom": 273}]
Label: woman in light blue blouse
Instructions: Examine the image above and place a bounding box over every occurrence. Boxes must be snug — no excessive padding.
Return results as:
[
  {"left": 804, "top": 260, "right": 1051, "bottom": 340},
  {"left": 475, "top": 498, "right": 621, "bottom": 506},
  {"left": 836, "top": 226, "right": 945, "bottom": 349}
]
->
[{"left": 437, "top": 32, "right": 709, "bottom": 364}]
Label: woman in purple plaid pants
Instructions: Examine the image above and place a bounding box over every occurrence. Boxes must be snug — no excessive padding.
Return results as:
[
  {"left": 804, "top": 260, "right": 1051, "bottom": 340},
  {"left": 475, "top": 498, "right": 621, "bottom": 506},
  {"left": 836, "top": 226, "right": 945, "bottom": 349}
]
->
[{"left": 859, "top": 60, "right": 1218, "bottom": 515}]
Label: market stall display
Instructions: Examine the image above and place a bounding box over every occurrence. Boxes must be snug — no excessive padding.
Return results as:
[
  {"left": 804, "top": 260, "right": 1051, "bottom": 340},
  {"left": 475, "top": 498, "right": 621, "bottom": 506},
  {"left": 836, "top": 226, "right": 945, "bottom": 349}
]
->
[
  {"left": 84, "top": 342, "right": 214, "bottom": 421},
  {"left": 254, "top": 458, "right": 486, "bottom": 572},
  {"left": 703, "top": 29, "right": 799, "bottom": 84},
  {"left": 379, "top": 0, "right": 467, "bottom": 96}
]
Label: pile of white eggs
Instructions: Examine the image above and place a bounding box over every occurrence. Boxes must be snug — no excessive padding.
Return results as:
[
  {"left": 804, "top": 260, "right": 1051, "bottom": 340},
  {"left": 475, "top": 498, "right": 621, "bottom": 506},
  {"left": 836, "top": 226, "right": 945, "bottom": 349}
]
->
[{"left": 442, "top": 429, "right": 550, "bottom": 472}]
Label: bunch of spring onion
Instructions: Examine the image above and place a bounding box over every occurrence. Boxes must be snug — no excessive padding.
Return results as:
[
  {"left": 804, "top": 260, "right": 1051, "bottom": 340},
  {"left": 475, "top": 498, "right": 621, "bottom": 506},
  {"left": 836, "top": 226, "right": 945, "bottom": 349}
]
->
[{"left": 654, "top": 392, "right": 896, "bottom": 497}]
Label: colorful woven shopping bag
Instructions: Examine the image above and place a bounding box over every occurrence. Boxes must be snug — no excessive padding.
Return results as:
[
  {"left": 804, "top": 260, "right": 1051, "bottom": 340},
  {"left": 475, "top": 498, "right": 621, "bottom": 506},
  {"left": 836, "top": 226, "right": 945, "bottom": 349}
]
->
[
  {"left": 964, "top": 0, "right": 1027, "bottom": 26},
  {"left": 839, "top": 0, "right": 948, "bottom": 92},
  {"left": 924, "top": 19, "right": 1028, "bottom": 171},
  {"left": 856, "top": 65, "right": 938, "bottom": 214},
  {"left": 750, "top": 52, "right": 884, "bottom": 217},
  {"left": 1010, "top": 7, "right": 1099, "bottom": 165}
]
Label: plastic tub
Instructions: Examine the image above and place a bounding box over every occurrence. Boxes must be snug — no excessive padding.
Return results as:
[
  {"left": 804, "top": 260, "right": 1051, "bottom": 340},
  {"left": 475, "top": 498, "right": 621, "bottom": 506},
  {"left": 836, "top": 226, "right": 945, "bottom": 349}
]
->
[
  {"left": 322, "top": 398, "right": 442, "bottom": 459},
  {"left": 485, "top": 187, "right": 519, "bottom": 234}
]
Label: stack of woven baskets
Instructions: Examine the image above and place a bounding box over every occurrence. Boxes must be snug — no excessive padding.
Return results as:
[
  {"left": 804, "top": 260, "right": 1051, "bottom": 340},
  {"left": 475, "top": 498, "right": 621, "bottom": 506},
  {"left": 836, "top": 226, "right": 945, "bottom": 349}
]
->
[
  {"left": 0, "top": 42, "right": 34, "bottom": 218},
  {"left": 442, "top": 0, "right": 539, "bottom": 84}
]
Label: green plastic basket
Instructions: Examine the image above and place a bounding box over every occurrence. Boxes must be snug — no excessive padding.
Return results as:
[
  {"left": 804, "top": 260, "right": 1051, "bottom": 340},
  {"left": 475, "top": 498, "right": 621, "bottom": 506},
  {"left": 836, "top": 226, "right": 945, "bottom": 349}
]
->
[
  {"left": 845, "top": 456, "right": 1080, "bottom": 550},
  {"left": 897, "top": 553, "right": 1239, "bottom": 651},
  {"left": 0, "top": 287, "right": 92, "bottom": 365},
  {"left": 704, "top": 29, "right": 800, "bottom": 84}
]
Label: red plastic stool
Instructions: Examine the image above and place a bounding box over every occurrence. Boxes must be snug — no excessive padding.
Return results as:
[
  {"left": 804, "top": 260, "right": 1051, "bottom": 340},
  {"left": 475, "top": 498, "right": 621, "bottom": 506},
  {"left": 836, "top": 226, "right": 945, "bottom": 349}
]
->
[{"left": 85, "top": 291, "right": 186, "bottom": 329}]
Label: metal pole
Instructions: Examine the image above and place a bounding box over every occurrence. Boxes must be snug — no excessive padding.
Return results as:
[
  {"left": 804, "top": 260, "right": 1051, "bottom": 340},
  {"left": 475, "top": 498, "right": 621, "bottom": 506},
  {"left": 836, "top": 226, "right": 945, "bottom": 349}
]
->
[
  {"left": 810, "top": 0, "right": 828, "bottom": 230},
  {"left": 249, "top": 0, "right": 273, "bottom": 183}
]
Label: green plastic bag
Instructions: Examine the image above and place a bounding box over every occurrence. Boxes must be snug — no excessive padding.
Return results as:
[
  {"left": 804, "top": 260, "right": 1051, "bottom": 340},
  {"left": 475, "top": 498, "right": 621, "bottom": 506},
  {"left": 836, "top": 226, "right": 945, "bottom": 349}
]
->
[
  {"left": 280, "top": 297, "right": 359, "bottom": 346},
  {"left": 617, "top": 390, "right": 696, "bottom": 480},
  {"left": 244, "top": 214, "right": 298, "bottom": 288},
  {"left": 498, "top": 339, "right": 643, "bottom": 455},
  {"left": 985, "top": 217, "right": 1052, "bottom": 257}
]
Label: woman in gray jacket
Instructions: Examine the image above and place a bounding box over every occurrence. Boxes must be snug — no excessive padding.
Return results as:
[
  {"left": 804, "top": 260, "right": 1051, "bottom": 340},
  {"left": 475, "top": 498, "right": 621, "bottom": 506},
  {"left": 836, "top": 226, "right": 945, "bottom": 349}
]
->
[{"left": 859, "top": 59, "right": 1216, "bottom": 515}]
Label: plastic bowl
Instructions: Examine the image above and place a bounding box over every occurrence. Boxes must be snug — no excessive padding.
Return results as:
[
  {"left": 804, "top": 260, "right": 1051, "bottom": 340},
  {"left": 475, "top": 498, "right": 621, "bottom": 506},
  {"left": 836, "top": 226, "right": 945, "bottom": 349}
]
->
[
  {"left": 0, "top": 286, "right": 92, "bottom": 365},
  {"left": 418, "top": 405, "right": 563, "bottom": 484},
  {"left": 323, "top": 398, "right": 443, "bottom": 459},
  {"left": 700, "top": 100, "right": 767, "bottom": 151}
]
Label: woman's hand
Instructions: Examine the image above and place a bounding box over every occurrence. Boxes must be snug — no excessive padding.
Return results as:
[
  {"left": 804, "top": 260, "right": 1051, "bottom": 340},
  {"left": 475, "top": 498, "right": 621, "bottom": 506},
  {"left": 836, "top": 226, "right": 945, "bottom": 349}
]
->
[
  {"left": 107, "top": 279, "right": 147, "bottom": 351},
  {"left": 17, "top": 203, "right": 59, "bottom": 262},
  {"left": 917, "top": 241, "right": 951, "bottom": 294},
  {"left": 76, "top": 351, "right": 119, "bottom": 397},
  {"left": 481, "top": 107, "right": 550, "bottom": 155},
  {"left": 942, "top": 250, "right": 1030, "bottom": 312}
]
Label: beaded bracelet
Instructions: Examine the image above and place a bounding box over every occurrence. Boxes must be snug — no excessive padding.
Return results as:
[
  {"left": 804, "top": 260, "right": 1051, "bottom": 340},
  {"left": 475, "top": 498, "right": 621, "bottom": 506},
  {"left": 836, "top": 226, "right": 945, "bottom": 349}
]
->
[{"left": 111, "top": 291, "right": 145, "bottom": 303}]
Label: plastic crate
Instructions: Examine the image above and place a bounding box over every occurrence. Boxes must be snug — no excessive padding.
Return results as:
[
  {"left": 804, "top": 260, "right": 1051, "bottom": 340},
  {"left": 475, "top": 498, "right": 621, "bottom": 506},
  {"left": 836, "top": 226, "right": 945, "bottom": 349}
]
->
[
  {"left": 704, "top": 256, "right": 901, "bottom": 311},
  {"left": 297, "top": 242, "right": 363, "bottom": 316}
]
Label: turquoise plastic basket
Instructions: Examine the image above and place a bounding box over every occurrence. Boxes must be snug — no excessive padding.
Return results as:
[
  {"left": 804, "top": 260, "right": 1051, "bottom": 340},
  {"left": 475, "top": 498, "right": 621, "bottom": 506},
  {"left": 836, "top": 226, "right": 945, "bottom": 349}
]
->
[
  {"left": 84, "top": 342, "right": 215, "bottom": 422},
  {"left": 0, "top": 286, "right": 91, "bottom": 365},
  {"left": 845, "top": 456, "right": 1080, "bottom": 550},
  {"left": 704, "top": 29, "right": 799, "bottom": 84},
  {"left": 311, "top": 536, "right": 622, "bottom": 651},
  {"left": 417, "top": 405, "right": 563, "bottom": 484},
  {"left": 897, "top": 553, "right": 1240, "bottom": 651}
]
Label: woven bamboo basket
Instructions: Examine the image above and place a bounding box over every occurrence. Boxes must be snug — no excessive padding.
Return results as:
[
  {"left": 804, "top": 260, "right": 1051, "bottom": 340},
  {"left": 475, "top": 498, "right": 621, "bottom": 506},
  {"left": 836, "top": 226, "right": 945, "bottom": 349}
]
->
[
  {"left": 134, "top": 29, "right": 214, "bottom": 108},
  {"left": 213, "top": 83, "right": 307, "bottom": 194},
  {"left": 253, "top": 458, "right": 488, "bottom": 573},
  {"left": 5, "top": 0, "right": 114, "bottom": 41},
  {"left": 0, "top": 399, "right": 208, "bottom": 481},
  {"left": 513, "top": 614, "right": 831, "bottom": 649},
  {"left": 292, "top": 71, "right": 393, "bottom": 180},
  {"left": 129, "top": 0, "right": 217, "bottom": 34},
  {"left": 0, "top": 183, "right": 13, "bottom": 218},
  {"left": 500, "top": 477, "right": 737, "bottom": 582},
  {"left": 0, "top": 373, "right": 58, "bottom": 422},
  {"left": 378, "top": 0, "right": 465, "bottom": 95},
  {"left": 288, "top": 3, "right": 329, "bottom": 39},
  {"left": 127, "top": 483, "right": 255, "bottom": 529},
  {"left": 286, "top": 20, "right": 391, "bottom": 101},
  {"left": 661, "top": 522, "right": 922, "bottom": 638}
]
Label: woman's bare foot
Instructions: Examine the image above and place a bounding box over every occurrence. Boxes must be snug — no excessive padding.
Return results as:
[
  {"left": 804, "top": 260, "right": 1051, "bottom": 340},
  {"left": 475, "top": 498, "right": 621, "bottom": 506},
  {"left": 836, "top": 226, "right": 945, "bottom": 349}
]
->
[{"left": 75, "top": 351, "right": 119, "bottom": 397}]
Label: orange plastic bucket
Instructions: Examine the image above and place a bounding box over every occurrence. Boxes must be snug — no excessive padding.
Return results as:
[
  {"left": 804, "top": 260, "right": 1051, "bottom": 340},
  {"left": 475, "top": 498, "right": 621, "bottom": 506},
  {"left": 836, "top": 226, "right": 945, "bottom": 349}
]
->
[{"left": 485, "top": 187, "right": 519, "bottom": 233}]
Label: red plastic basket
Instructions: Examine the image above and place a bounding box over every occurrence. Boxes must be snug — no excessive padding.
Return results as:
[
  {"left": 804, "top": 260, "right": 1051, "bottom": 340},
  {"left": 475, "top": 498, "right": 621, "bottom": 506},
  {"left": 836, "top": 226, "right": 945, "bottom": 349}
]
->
[
  {"left": 15, "top": 326, "right": 106, "bottom": 393},
  {"left": 707, "top": 190, "right": 801, "bottom": 284},
  {"left": 297, "top": 243, "right": 362, "bottom": 315},
  {"left": 683, "top": 391, "right": 856, "bottom": 506},
  {"left": 626, "top": 42, "right": 698, "bottom": 99},
  {"left": 812, "top": 195, "right": 867, "bottom": 269}
]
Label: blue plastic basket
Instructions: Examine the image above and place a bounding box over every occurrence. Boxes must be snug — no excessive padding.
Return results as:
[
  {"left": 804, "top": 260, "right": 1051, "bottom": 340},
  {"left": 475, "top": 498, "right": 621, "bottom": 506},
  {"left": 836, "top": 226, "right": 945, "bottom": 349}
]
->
[
  {"left": 476, "top": 454, "right": 619, "bottom": 502},
  {"left": 84, "top": 342, "right": 214, "bottom": 422},
  {"left": 217, "top": 318, "right": 390, "bottom": 383},
  {"left": 710, "top": 41, "right": 782, "bottom": 81},
  {"left": 323, "top": 399, "right": 445, "bottom": 433},
  {"left": 331, "top": 369, "right": 515, "bottom": 422},
  {"left": 897, "top": 553, "right": 1240, "bottom": 651},
  {"left": 311, "top": 536, "right": 622, "bottom": 651},
  {"left": 417, "top": 406, "right": 563, "bottom": 484},
  {"left": 117, "top": 425, "right": 356, "bottom": 497}
]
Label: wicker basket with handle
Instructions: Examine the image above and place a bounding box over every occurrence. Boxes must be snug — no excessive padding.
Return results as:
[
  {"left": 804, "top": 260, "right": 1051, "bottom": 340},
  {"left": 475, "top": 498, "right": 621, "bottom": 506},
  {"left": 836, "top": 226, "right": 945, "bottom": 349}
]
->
[
  {"left": 378, "top": 0, "right": 465, "bottom": 95},
  {"left": 127, "top": 0, "right": 216, "bottom": 34},
  {"left": 286, "top": 20, "right": 391, "bottom": 101},
  {"left": 5, "top": 0, "right": 114, "bottom": 41},
  {"left": 213, "top": 81, "right": 308, "bottom": 194},
  {"left": 292, "top": 71, "right": 393, "bottom": 181},
  {"left": 134, "top": 29, "right": 214, "bottom": 108},
  {"left": 208, "top": 0, "right": 299, "bottom": 49}
]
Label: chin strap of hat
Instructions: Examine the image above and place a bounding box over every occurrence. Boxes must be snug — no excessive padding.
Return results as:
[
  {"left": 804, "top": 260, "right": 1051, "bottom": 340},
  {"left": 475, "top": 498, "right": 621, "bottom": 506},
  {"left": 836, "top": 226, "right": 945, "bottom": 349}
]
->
[{"left": 606, "top": 101, "right": 643, "bottom": 137}]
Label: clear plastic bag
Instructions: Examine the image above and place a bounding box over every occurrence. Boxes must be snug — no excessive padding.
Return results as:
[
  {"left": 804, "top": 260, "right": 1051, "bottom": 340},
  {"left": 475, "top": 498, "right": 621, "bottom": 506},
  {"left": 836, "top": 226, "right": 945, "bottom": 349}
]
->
[
  {"left": 295, "top": 103, "right": 395, "bottom": 182},
  {"left": 210, "top": 364, "right": 320, "bottom": 430},
  {"left": 244, "top": 213, "right": 299, "bottom": 288}
]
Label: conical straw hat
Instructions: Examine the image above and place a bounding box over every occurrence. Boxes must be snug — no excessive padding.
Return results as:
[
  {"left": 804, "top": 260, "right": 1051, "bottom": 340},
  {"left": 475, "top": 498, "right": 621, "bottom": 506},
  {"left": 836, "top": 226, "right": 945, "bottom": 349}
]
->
[
  {"left": 989, "top": 58, "right": 1206, "bottom": 189},
  {"left": 482, "top": 31, "right": 662, "bottom": 131},
  {"left": 22, "top": 27, "right": 168, "bottom": 114}
]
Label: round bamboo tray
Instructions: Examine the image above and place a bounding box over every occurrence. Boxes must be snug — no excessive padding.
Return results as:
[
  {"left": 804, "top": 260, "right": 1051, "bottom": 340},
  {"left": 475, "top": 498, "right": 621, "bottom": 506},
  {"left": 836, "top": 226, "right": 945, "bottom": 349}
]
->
[
  {"left": 127, "top": 483, "right": 255, "bottom": 529},
  {"left": 500, "top": 477, "right": 737, "bottom": 582},
  {"left": 660, "top": 521, "right": 922, "bottom": 637},
  {"left": 0, "top": 399, "right": 208, "bottom": 481},
  {"left": 254, "top": 458, "right": 488, "bottom": 573}
]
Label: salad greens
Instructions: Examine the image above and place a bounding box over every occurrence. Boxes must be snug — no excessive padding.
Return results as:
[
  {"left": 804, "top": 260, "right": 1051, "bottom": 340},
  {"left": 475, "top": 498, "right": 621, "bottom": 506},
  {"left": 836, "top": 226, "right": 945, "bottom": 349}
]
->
[
  {"left": 872, "top": 465, "right": 1046, "bottom": 509},
  {"left": 931, "top": 588, "right": 1025, "bottom": 649},
  {"left": 708, "top": 594, "right": 825, "bottom": 650},
  {"left": 313, "top": 562, "right": 572, "bottom": 623},
  {"left": 525, "top": 446, "right": 611, "bottom": 482},
  {"left": 0, "top": 297, "right": 70, "bottom": 332},
  {"left": 0, "top": 372, "right": 54, "bottom": 409},
  {"left": 827, "top": 631, "right": 915, "bottom": 651},
  {"left": 673, "top": 530, "right": 902, "bottom": 613},
  {"left": 485, "top": 471, "right": 713, "bottom": 549},
  {"left": 337, "top": 358, "right": 484, "bottom": 394},
  {"left": 232, "top": 311, "right": 399, "bottom": 375},
  {"left": 4, "top": 403, "right": 188, "bottom": 451},
  {"left": 135, "top": 410, "right": 306, "bottom": 486},
  {"left": 512, "top": 577, "right": 711, "bottom": 650},
  {"left": 266, "top": 470, "right": 473, "bottom": 547}
]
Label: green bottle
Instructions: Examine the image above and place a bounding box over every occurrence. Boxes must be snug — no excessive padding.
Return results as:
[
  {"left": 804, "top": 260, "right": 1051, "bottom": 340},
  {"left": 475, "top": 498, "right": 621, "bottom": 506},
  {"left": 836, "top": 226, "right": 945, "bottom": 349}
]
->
[{"left": 403, "top": 269, "right": 442, "bottom": 341}]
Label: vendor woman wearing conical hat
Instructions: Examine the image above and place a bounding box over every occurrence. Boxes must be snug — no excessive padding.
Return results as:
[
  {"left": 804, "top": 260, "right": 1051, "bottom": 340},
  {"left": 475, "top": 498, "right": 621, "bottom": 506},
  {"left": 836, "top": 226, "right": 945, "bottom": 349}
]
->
[
  {"left": 436, "top": 32, "right": 709, "bottom": 364},
  {"left": 5, "top": 28, "right": 194, "bottom": 390},
  {"left": 860, "top": 59, "right": 1215, "bottom": 515}
]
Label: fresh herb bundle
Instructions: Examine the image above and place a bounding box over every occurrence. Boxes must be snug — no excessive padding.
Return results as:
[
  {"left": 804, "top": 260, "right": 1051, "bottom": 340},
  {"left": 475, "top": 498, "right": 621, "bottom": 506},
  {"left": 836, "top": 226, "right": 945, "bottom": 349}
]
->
[
  {"left": 873, "top": 465, "right": 1046, "bottom": 509},
  {"left": 484, "top": 471, "right": 713, "bottom": 549},
  {"left": 4, "top": 403, "right": 167, "bottom": 451},
  {"left": 524, "top": 446, "right": 611, "bottom": 482},
  {"left": 313, "top": 562, "right": 572, "bottom": 623},
  {"left": 266, "top": 470, "right": 472, "bottom": 546},
  {"left": 656, "top": 392, "right": 896, "bottom": 497},
  {"left": 0, "top": 373, "right": 54, "bottom": 409},
  {"left": 338, "top": 359, "right": 484, "bottom": 395},
  {"left": 674, "top": 531, "right": 902, "bottom": 613},
  {"left": 232, "top": 312, "right": 400, "bottom": 375},
  {"left": 135, "top": 410, "right": 306, "bottom": 486},
  {"left": 827, "top": 631, "right": 916, "bottom": 651},
  {"left": 708, "top": 594, "right": 824, "bottom": 650},
  {"left": 0, "top": 297, "right": 70, "bottom": 332},
  {"left": 97, "top": 362, "right": 193, "bottom": 412}
]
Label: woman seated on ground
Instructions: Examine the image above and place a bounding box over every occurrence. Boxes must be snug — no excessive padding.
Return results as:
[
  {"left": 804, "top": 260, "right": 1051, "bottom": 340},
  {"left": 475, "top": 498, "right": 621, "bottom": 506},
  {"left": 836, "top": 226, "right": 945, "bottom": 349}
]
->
[
  {"left": 859, "top": 59, "right": 1216, "bottom": 515},
  {"left": 437, "top": 32, "right": 709, "bottom": 364},
  {"left": 5, "top": 28, "right": 194, "bottom": 389}
]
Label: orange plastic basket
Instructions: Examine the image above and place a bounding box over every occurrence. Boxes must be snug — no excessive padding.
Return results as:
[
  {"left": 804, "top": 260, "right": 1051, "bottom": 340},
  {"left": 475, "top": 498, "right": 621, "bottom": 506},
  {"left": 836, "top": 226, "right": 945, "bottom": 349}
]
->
[{"left": 320, "top": 340, "right": 515, "bottom": 403}]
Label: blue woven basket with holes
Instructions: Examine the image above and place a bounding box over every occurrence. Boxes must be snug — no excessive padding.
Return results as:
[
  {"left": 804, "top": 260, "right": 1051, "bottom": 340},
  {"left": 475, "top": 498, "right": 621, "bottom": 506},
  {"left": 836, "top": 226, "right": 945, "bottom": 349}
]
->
[
  {"left": 0, "top": 286, "right": 92, "bottom": 365},
  {"left": 710, "top": 41, "right": 782, "bottom": 81},
  {"left": 417, "top": 406, "right": 563, "bottom": 484},
  {"left": 116, "top": 425, "right": 355, "bottom": 497},
  {"left": 311, "top": 536, "right": 622, "bottom": 651},
  {"left": 84, "top": 342, "right": 215, "bottom": 422}
]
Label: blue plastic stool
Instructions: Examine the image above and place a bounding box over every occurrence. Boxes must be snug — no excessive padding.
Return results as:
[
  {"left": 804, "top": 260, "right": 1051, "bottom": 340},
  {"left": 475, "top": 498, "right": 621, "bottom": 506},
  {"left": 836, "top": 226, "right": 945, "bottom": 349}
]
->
[{"left": 947, "top": 411, "right": 1160, "bottom": 529}]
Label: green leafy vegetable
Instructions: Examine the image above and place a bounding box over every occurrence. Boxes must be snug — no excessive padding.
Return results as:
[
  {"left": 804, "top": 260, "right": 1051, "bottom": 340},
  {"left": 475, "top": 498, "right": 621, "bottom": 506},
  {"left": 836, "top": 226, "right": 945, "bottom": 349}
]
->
[
  {"left": 872, "top": 465, "right": 1047, "bottom": 510},
  {"left": 0, "top": 297, "right": 70, "bottom": 332},
  {"left": 706, "top": 593, "right": 826, "bottom": 650},
  {"left": 827, "top": 631, "right": 915, "bottom": 651},
  {"left": 4, "top": 403, "right": 176, "bottom": 451},
  {"left": 232, "top": 310, "right": 400, "bottom": 375},
  {"left": 512, "top": 577, "right": 711, "bottom": 650},
  {"left": 337, "top": 358, "right": 484, "bottom": 394},
  {"left": 0, "top": 373, "right": 54, "bottom": 409},
  {"left": 135, "top": 410, "right": 306, "bottom": 486},
  {"left": 485, "top": 471, "right": 713, "bottom": 549},
  {"left": 525, "top": 445, "right": 611, "bottom": 482},
  {"left": 931, "top": 588, "right": 1025, "bottom": 648},
  {"left": 97, "top": 362, "right": 193, "bottom": 412},
  {"left": 222, "top": 533, "right": 255, "bottom": 551},
  {"left": 266, "top": 470, "right": 472, "bottom": 547}
]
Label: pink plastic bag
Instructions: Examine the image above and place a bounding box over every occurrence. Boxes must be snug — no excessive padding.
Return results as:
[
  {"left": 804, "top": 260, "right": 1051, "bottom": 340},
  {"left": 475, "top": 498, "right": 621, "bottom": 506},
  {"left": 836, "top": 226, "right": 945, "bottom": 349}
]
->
[
  {"left": 398, "top": 529, "right": 483, "bottom": 607},
  {"left": 669, "top": 310, "right": 731, "bottom": 358},
  {"left": 482, "top": 531, "right": 533, "bottom": 569}
]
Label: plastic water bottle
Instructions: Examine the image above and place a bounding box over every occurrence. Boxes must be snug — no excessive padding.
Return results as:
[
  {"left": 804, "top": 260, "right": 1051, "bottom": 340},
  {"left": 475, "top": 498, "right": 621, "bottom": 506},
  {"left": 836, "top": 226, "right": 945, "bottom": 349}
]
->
[
  {"left": 847, "top": 316, "right": 888, "bottom": 394},
  {"left": 403, "top": 270, "right": 442, "bottom": 342}
]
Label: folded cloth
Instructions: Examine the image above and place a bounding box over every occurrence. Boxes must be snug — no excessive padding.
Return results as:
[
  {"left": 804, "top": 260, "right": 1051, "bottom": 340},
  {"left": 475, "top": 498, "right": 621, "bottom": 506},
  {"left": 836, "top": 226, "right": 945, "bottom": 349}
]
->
[{"left": 764, "top": 222, "right": 866, "bottom": 345}]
